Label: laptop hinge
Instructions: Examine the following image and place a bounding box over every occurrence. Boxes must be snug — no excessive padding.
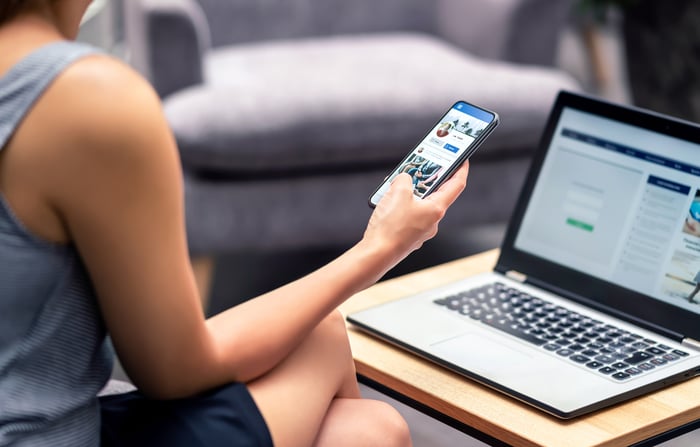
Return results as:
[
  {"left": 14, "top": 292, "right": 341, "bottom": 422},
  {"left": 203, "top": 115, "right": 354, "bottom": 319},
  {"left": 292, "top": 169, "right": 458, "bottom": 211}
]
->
[
  {"left": 682, "top": 337, "right": 700, "bottom": 351},
  {"left": 505, "top": 270, "right": 527, "bottom": 283}
]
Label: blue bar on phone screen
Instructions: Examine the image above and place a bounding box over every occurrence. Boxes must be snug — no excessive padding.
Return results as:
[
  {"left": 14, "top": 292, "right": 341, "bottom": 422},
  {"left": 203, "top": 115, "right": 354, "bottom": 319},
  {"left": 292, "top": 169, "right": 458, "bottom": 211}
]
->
[{"left": 455, "top": 102, "right": 494, "bottom": 123}]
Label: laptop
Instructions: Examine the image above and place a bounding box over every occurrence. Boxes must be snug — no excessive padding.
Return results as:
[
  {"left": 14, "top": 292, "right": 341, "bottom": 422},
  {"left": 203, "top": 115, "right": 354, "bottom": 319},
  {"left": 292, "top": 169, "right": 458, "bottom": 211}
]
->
[{"left": 347, "top": 90, "right": 700, "bottom": 419}]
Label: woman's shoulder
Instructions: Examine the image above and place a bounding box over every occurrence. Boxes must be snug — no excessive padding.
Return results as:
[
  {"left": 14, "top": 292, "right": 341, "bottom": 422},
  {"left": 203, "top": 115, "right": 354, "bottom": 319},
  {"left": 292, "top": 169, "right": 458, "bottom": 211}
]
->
[
  {"left": 40, "top": 50, "right": 169, "bottom": 157},
  {"left": 20, "top": 47, "right": 177, "bottom": 205},
  {"left": 57, "top": 51, "right": 160, "bottom": 121}
]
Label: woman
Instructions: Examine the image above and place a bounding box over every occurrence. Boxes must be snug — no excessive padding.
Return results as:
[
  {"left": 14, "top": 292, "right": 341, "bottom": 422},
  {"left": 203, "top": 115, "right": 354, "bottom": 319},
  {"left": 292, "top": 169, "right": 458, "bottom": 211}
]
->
[{"left": 0, "top": 1, "right": 469, "bottom": 446}]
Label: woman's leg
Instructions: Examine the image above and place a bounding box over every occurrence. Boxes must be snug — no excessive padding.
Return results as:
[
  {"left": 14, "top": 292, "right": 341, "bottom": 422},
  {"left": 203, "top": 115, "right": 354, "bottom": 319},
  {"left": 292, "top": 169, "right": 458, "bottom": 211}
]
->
[
  {"left": 247, "top": 311, "right": 411, "bottom": 447},
  {"left": 312, "top": 397, "right": 411, "bottom": 447}
]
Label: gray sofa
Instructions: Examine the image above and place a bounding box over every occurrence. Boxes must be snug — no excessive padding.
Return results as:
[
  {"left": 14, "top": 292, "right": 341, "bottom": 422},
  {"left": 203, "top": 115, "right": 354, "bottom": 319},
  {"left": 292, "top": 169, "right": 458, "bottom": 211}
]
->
[{"left": 124, "top": 0, "right": 579, "bottom": 256}]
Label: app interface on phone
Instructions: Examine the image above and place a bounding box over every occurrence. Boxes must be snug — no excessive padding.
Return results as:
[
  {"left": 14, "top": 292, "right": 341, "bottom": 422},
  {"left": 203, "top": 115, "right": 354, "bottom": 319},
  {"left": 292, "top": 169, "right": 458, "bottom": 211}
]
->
[{"left": 370, "top": 102, "right": 494, "bottom": 205}]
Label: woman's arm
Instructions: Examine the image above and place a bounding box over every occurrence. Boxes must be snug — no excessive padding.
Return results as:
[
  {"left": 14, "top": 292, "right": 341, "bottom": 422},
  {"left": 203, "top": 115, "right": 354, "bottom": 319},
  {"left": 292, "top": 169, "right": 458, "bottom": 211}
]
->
[
  {"left": 206, "top": 160, "right": 467, "bottom": 383},
  {"left": 40, "top": 55, "right": 467, "bottom": 398}
]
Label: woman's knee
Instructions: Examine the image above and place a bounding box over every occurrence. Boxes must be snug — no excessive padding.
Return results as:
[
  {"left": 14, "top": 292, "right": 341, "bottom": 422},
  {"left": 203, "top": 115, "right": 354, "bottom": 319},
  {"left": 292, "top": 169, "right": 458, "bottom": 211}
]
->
[
  {"left": 362, "top": 399, "right": 412, "bottom": 447},
  {"left": 316, "top": 311, "right": 352, "bottom": 354},
  {"left": 378, "top": 402, "right": 411, "bottom": 447},
  {"left": 319, "top": 310, "right": 346, "bottom": 332},
  {"left": 313, "top": 398, "right": 411, "bottom": 447}
]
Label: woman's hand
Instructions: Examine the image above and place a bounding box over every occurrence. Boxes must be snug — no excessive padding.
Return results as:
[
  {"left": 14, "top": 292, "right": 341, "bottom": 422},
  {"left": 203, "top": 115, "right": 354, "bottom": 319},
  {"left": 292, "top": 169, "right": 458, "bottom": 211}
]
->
[{"left": 362, "top": 162, "right": 469, "bottom": 268}]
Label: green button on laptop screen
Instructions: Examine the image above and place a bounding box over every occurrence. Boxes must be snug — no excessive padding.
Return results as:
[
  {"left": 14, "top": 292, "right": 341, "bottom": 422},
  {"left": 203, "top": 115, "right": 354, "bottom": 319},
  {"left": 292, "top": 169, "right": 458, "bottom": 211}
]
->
[{"left": 566, "top": 218, "right": 594, "bottom": 232}]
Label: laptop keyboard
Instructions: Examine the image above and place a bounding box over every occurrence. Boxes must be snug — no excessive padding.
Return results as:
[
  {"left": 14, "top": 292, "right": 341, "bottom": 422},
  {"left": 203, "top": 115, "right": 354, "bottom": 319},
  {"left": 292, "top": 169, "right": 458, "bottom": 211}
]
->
[{"left": 433, "top": 282, "right": 689, "bottom": 381}]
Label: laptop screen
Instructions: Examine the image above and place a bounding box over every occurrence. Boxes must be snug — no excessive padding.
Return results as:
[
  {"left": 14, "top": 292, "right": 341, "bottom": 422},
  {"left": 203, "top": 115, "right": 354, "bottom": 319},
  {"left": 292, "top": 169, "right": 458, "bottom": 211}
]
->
[{"left": 513, "top": 106, "right": 700, "bottom": 317}]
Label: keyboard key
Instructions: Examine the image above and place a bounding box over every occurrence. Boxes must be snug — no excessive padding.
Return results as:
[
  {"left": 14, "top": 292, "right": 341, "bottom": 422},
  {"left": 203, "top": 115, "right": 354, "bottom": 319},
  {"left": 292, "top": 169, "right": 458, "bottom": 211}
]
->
[
  {"left": 624, "top": 367, "right": 642, "bottom": 375},
  {"left": 581, "top": 349, "right": 598, "bottom": 357},
  {"left": 447, "top": 300, "right": 462, "bottom": 310},
  {"left": 612, "top": 372, "right": 630, "bottom": 380},
  {"left": 543, "top": 343, "right": 560, "bottom": 351},
  {"left": 570, "top": 354, "right": 590, "bottom": 363},
  {"left": 612, "top": 362, "right": 628, "bottom": 369},
  {"left": 624, "top": 351, "right": 653, "bottom": 364},
  {"left": 663, "top": 353, "right": 680, "bottom": 361},
  {"left": 638, "top": 363, "right": 655, "bottom": 371},
  {"left": 595, "top": 355, "right": 615, "bottom": 364},
  {"left": 650, "top": 358, "right": 668, "bottom": 366},
  {"left": 586, "top": 361, "right": 604, "bottom": 369},
  {"left": 599, "top": 366, "right": 616, "bottom": 374},
  {"left": 672, "top": 349, "right": 689, "bottom": 357},
  {"left": 556, "top": 349, "right": 574, "bottom": 357}
]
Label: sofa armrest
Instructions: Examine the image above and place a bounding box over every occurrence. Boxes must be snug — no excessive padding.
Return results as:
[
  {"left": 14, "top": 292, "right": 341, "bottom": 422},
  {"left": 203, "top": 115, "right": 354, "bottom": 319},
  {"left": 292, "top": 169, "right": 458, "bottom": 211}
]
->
[
  {"left": 436, "top": 0, "right": 574, "bottom": 66},
  {"left": 124, "top": 0, "right": 211, "bottom": 98}
]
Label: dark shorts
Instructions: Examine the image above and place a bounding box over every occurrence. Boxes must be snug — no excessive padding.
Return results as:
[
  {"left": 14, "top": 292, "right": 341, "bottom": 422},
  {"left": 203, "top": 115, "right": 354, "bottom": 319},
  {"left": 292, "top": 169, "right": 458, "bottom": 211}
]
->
[{"left": 99, "top": 382, "right": 273, "bottom": 447}]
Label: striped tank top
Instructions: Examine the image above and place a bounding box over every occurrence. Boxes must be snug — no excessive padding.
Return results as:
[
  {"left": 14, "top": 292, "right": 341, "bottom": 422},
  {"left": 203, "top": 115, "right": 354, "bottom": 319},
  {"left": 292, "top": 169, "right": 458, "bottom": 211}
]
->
[{"left": 0, "top": 41, "right": 113, "bottom": 446}]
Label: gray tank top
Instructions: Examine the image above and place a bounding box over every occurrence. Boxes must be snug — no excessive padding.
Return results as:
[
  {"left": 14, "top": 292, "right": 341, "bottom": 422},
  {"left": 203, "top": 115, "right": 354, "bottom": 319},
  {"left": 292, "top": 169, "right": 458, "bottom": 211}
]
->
[{"left": 0, "top": 41, "right": 113, "bottom": 447}]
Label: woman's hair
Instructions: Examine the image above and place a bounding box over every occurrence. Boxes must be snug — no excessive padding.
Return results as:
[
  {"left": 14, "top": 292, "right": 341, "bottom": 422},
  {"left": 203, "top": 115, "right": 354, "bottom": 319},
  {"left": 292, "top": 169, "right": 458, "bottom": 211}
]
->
[{"left": 0, "top": 0, "right": 35, "bottom": 25}]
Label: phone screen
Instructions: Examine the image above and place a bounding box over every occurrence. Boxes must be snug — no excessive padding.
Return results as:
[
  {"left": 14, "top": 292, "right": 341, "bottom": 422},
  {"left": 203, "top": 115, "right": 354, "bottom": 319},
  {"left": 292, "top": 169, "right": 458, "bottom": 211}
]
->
[{"left": 369, "top": 101, "right": 498, "bottom": 207}]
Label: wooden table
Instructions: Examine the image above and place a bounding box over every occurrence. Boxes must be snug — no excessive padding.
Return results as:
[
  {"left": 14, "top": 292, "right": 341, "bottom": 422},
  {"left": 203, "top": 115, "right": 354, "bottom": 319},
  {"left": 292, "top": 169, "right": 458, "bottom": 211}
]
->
[{"left": 340, "top": 249, "right": 700, "bottom": 447}]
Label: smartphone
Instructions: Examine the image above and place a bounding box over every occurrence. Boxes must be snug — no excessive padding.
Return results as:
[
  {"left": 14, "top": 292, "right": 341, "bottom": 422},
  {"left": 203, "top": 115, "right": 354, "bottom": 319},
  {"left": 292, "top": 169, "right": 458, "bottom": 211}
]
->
[{"left": 368, "top": 100, "right": 499, "bottom": 207}]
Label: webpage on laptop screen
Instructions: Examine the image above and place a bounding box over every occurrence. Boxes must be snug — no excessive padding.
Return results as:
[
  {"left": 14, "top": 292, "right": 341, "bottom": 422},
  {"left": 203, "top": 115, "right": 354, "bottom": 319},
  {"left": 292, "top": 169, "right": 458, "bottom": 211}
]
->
[{"left": 515, "top": 107, "right": 700, "bottom": 315}]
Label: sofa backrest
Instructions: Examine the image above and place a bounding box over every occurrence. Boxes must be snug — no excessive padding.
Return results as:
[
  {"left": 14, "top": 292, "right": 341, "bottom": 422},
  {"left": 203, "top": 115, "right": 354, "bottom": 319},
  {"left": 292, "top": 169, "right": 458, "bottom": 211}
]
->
[{"left": 197, "top": 0, "right": 437, "bottom": 47}]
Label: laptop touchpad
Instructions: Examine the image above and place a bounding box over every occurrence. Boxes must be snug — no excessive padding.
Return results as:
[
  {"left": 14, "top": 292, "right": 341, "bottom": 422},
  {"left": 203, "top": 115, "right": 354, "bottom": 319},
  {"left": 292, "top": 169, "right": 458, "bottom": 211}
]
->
[{"left": 431, "top": 332, "right": 534, "bottom": 370}]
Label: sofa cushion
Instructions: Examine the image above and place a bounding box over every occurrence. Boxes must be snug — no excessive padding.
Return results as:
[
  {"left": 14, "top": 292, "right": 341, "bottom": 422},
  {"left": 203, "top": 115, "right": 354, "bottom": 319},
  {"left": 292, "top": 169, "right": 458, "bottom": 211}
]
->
[
  {"left": 197, "top": 0, "right": 435, "bottom": 47},
  {"left": 164, "top": 33, "right": 578, "bottom": 174}
]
